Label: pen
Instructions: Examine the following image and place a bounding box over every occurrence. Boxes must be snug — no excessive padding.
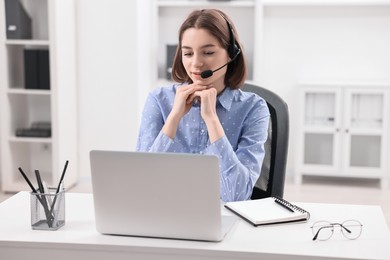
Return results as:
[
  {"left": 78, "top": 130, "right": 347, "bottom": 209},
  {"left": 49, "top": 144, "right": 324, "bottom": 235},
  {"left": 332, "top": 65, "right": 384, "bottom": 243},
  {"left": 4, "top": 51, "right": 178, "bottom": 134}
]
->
[
  {"left": 55, "top": 160, "right": 68, "bottom": 194},
  {"left": 35, "top": 170, "right": 54, "bottom": 227},
  {"left": 50, "top": 160, "right": 69, "bottom": 216},
  {"left": 35, "top": 170, "right": 45, "bottom": 193},
  {"left": 52, "top": 181, "right": 64, "bottom": 227},
  {"left": 274, "top": 199, "right": 294, "bottom": 213},
  {"left": 18, "top": 167, "right": 50, "bottom": 214},
  {"left": 18, "top": 167, "right": 38, "bottom": 193}
]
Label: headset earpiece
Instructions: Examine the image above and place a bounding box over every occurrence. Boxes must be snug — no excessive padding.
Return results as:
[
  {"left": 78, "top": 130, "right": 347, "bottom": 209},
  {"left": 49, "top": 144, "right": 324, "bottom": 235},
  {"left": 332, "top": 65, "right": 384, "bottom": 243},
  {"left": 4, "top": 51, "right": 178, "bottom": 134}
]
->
[{"left": 224, "top": 18, "right": 240, "bottom": 59}]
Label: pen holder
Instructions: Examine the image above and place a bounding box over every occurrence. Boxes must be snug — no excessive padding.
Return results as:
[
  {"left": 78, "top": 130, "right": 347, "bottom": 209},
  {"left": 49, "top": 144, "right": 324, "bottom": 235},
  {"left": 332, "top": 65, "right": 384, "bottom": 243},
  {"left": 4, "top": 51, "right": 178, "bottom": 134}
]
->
[{"left": 30, "top": 187, "right": 65, "bottom": 230}]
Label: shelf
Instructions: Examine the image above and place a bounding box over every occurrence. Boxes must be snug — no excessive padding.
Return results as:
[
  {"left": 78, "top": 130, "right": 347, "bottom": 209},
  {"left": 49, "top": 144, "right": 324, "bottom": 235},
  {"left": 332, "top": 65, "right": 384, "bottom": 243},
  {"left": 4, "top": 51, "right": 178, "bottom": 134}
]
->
[
  {"left": 300, "top": 171, "right": 383, "bottom": 179},
  {"left": 302, "top": 127, "right": 385, "bottom": 136},
  {"left": 304, "top": 92, "right": 336, "bottom": 127},
  {"left": 348, "top": 129, "right": 384, "bottom": 136},
  {"left": 9, "top": 136, "right": 52, "bottom": 143},
  {"left": 350, "top": 92, "right": 384, "bottom": 129},
  {"left": 263, "top": 0, "right": 390, "bottom": 6},
  {"left": 157, "top": 0, "right": 390, "bottom": 7},
  {"left": 299, "top": 81, "right": 390, "bottom": 88},
  {"left": 302, "top": 126, "right": 336, "bottom": 133},
  {"left": 5, "top": 40, "right": 50, "bottom": 46},
  {"left": 157, "top": 0, "right": 255, "bottom": 7},
  {"left": 7, "top": 89, "right": 51, "bottom": 95}
]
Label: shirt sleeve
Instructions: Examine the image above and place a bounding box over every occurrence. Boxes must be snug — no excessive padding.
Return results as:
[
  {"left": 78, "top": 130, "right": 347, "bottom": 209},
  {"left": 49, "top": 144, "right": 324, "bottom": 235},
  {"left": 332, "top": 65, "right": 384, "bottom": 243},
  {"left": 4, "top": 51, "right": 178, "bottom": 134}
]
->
[
  {"left": 136, "top": 92, "right": 186, "bottom": 153},
  {"left": 204, "top": 99, "right": 270, "bottom": 202}
]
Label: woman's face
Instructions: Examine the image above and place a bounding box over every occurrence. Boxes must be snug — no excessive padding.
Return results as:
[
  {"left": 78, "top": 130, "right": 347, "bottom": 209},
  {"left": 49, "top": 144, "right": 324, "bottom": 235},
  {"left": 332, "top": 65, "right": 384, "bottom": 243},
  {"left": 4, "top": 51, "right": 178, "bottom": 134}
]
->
[{"left": 181, "top": 28, "right": 229, "bottom": 93}]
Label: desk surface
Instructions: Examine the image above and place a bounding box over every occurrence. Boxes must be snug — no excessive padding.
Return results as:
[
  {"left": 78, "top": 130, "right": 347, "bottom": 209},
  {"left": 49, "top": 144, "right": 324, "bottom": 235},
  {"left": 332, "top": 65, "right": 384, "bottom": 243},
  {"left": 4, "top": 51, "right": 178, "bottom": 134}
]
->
[{"left": 1, "top": 192, "right": 389, "bottom": 260}]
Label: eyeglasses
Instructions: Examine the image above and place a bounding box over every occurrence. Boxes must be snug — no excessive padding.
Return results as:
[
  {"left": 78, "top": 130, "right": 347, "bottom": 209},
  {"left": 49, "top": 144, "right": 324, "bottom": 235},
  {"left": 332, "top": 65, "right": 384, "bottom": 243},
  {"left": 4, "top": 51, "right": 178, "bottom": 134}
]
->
[{"left": 310, "top": 220, "right": 363, "bottom": 241}]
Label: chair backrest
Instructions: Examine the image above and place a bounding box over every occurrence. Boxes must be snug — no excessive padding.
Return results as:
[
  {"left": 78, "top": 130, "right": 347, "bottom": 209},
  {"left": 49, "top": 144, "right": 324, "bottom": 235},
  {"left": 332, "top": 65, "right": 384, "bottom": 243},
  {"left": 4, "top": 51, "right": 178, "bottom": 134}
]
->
[{"left": 241, "top": 83, "right": 289, "bottom": 199}]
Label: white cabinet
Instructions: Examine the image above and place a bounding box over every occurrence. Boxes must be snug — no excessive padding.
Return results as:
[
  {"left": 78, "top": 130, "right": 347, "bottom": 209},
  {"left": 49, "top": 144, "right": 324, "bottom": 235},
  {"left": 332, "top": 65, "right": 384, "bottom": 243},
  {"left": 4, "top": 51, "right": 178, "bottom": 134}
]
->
[
  {"left": 295, "top": 83, "right": 389, "bottom": 188},
  {"left": 0, "top": 0, "right": 78, "bottom": 192}
]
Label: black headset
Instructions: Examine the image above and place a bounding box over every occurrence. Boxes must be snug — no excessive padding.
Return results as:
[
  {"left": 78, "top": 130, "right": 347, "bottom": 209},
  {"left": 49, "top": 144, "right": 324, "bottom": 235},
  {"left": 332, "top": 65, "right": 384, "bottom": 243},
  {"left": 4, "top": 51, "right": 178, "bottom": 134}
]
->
[
  {"left": 223, "top": 16, "right": 241, "bottom": 59},
  {"left": 200, "top": 13, "right": 242, "bottom": 79}
]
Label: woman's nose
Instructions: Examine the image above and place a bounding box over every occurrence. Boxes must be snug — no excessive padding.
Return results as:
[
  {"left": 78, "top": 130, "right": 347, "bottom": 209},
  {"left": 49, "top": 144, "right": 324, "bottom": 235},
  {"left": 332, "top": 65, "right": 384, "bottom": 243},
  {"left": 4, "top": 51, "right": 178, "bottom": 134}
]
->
[{"left": 192, "top": 53, "right": 204, "bottom": 68}]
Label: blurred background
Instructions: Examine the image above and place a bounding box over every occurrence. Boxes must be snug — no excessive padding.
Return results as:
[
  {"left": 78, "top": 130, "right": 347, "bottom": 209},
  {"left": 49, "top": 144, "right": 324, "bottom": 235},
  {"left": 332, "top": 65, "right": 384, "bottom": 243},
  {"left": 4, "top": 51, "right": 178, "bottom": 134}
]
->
[{"left": 0, "top": 0, "right": 389, "bottom": 224}]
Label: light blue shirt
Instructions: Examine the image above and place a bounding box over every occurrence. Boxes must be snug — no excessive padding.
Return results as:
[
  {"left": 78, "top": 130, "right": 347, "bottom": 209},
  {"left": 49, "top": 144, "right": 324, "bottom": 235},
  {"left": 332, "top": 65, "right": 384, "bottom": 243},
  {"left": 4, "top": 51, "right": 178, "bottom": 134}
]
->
[{"left": 136, "top": 83, "right": 270, "bottom": 202}]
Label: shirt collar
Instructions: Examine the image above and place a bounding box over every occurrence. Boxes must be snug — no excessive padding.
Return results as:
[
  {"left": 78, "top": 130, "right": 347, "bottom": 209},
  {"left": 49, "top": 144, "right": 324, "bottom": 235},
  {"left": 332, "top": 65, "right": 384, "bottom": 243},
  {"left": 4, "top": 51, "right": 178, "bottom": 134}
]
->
[{"left": 217, "top": 87, "right": 238, "bottom": 111}]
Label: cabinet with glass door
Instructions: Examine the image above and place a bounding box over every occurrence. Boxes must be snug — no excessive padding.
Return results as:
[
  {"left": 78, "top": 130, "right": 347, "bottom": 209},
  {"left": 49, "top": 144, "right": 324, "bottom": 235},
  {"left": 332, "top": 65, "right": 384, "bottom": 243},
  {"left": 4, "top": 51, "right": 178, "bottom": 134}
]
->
[{"left": 295, "top": 84, "right": 389, "bottom": 188}]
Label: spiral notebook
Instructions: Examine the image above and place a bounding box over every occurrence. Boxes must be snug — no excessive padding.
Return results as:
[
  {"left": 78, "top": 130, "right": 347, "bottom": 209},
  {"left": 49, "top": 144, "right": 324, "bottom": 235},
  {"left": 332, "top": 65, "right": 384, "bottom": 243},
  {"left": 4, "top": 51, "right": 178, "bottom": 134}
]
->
[{"left": 224, "top": 197, "right": 310, "bottom": 226}]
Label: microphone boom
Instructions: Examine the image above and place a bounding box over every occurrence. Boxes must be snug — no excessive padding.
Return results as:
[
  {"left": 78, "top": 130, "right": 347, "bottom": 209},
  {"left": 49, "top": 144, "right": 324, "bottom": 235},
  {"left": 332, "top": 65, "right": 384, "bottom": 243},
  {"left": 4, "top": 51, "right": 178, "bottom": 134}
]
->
[{"left": 200, "top": 49, "right": 241, "bottom": 79}]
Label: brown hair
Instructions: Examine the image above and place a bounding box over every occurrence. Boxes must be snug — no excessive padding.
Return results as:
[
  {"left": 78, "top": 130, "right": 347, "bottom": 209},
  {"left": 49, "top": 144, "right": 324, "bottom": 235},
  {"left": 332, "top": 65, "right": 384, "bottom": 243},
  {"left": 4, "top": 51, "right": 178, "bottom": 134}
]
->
[{"left": 171, "top": 9, "right": 247, "bottom": 89}]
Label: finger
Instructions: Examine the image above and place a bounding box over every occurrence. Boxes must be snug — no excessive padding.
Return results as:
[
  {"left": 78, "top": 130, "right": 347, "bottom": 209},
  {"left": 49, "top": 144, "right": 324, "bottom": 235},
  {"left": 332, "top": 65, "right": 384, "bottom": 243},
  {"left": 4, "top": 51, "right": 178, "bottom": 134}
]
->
[
  {"left": 187, "top": 84, "right": 210, "bottom": 91},
  {"left": 186, "top": 92, "right": 199, "bottom": 104}
]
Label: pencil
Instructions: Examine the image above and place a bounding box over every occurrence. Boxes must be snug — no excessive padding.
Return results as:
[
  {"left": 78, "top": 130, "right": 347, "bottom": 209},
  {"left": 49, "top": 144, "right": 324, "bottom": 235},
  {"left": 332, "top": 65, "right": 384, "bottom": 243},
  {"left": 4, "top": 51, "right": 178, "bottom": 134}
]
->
[
  {"left": 18, "top": 167, "right": 37, "bottom": 193},
  {"left": 50, "top": 160, "right": 69, "bottom": 217},
  {"left": 35, "top": 170, "right": 53, "bottom": 227},
  {"left": 55, "top": 160, "right": 68, "bottom": 194}
]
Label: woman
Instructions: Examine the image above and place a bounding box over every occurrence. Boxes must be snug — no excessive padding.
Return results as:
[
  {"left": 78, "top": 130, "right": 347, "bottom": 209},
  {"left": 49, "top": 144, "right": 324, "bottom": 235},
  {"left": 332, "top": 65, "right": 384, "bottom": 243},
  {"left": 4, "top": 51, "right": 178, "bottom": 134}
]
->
[{"left": 136, "top": 9, "right": 269, "bottom": 202}]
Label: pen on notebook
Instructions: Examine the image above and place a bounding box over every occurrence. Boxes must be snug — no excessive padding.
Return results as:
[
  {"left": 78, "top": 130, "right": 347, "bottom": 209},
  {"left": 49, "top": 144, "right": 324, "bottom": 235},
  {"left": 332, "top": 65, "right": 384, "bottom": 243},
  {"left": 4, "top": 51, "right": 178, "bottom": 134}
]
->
[{"left": 274, "top": 198, "right": 294, "bottom": 213}]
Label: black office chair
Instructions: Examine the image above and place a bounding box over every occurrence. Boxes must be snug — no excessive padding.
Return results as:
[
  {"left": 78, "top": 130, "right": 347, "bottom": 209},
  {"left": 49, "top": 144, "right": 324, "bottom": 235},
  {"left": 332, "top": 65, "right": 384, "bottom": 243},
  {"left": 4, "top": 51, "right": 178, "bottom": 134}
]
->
[{"left": 242, "top": 83, "right": 289, "bottom": 200}]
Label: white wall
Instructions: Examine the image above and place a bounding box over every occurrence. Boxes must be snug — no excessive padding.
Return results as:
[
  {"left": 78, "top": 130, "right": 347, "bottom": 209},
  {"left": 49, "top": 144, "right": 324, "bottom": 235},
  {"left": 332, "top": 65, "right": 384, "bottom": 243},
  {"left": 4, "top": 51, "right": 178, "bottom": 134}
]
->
[{"left": 76, "top": 0, "right": 139, "bottom": 178}]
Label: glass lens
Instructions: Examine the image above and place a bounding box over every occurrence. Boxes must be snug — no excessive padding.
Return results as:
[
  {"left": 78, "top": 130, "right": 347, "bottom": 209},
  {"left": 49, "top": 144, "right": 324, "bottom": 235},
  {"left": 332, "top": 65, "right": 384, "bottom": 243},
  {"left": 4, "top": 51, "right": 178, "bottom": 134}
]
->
[
  {"left": 341, "top": 220, "right": 362, "bottom": 240},
  {"left": 311, "top": 221, "right": 334, "bottom": 241}
]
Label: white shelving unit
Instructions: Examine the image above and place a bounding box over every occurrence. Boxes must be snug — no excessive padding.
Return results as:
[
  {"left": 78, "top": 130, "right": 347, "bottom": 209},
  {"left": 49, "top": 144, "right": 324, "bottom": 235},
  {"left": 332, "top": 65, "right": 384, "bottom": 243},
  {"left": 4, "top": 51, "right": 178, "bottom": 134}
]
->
[
  {"left": 0, "top": 0, "right": 78, "bottom": 192},
  {"left": 295, "top": 83, "right": 389, "bottom": 188}
]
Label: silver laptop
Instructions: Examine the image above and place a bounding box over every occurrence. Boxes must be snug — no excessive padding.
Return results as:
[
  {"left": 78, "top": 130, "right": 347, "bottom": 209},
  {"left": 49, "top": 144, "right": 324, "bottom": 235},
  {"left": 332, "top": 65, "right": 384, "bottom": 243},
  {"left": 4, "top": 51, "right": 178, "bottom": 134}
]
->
[{"left": 89, "top": 150, "right": 236, "bottom": 242}]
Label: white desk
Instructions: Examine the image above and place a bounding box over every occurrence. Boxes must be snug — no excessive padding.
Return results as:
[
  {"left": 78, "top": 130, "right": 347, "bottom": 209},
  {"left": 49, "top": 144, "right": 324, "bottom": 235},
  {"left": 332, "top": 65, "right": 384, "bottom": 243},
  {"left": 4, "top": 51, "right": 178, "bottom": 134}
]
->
[{"left": 1, "top": 192, "right": 389, "bottom": 260}]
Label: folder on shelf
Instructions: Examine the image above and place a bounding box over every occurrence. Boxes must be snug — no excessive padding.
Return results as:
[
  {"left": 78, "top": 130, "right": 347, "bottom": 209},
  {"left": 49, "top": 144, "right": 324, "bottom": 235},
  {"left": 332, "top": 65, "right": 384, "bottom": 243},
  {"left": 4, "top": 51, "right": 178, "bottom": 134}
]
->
[
  {"left": 5, "top": 0, "right": 32, "bottom": 39},
  {"left": 24, "top": 49, "right": 50, "bottom": 90},
  {"left": 15, "top": 121, "right": 51, "bottom": 138}
]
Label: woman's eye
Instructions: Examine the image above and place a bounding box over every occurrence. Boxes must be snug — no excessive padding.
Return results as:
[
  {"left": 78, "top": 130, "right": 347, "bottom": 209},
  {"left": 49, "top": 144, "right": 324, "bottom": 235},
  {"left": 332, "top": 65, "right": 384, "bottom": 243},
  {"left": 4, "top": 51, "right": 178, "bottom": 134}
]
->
[{"left": 182, "top": 50, "right": 214, "bottom": 56}]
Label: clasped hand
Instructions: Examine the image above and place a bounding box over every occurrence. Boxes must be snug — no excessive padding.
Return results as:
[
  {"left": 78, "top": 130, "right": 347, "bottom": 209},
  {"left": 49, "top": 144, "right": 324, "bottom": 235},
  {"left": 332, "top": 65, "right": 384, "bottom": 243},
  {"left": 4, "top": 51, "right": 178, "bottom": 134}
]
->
[
  {"left": 163, "top": 83, "right": 223, "bottom": 142},
  {"left": 172, "top": 83, "right": 218, "bottom": 122}
]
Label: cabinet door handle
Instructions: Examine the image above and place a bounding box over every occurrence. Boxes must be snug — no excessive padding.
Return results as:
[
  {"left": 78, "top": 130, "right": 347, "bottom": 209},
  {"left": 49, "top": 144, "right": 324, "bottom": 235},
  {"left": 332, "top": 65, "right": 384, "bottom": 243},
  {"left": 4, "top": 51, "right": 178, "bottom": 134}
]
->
[{"left": 345, "top": 129, "right": 349, "bottom": 133}]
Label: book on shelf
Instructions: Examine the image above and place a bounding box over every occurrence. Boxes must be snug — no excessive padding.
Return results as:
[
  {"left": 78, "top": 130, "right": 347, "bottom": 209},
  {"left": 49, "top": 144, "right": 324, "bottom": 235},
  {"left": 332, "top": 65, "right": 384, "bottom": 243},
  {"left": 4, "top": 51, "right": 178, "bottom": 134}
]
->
[{"left": 224, "top": 197, "right": 310, "bottom": 226}]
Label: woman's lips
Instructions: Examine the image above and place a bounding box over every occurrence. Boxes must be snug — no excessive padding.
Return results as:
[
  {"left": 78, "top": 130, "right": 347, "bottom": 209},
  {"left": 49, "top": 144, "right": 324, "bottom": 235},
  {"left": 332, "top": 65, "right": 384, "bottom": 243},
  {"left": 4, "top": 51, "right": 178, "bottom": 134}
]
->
[{"left": 192, "top": 71, "right": 204, "bottom": 80}]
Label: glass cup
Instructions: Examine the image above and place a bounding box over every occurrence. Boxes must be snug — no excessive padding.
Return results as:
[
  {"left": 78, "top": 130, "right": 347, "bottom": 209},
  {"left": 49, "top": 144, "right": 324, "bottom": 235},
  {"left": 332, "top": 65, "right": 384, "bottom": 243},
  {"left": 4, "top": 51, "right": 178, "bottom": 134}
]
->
[{"left": 30, "top": 187, "right": 65, "bottom": 230}]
